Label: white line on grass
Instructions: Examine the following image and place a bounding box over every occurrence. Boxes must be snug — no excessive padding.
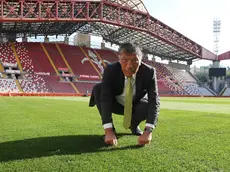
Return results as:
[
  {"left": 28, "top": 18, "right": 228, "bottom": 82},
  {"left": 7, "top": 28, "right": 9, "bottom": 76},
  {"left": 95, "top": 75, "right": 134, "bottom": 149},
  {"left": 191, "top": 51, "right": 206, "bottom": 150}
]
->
[{"left": 161, "top": 102, "right": 230, "bottom": 114}]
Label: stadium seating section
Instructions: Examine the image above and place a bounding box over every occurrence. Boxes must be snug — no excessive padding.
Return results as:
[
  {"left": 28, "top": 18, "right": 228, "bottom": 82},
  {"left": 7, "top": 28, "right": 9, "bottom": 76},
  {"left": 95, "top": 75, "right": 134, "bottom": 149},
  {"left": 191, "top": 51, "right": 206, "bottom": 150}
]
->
[
  {"left": 0, "top": 42, "right": 215, "bottom": 96},
  {"left": 0, "top": 79, "right": 19, "bottom": 93},
  {"left": 223, "top": 88, "right": 230, "bottom": 96}
]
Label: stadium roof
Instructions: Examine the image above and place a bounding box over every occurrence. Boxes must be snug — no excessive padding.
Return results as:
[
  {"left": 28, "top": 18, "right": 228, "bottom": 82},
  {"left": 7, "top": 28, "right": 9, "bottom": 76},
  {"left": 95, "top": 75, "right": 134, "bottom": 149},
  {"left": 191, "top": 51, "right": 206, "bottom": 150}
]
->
[
  {"left": 0, "top": 0, "right": 216, "bottom": 62},
  {"left": 108, "top": 0, "right": 148, "bottom": 13},
  {"left": 218, "top": 51, "right": 230, "bottom": 61}
]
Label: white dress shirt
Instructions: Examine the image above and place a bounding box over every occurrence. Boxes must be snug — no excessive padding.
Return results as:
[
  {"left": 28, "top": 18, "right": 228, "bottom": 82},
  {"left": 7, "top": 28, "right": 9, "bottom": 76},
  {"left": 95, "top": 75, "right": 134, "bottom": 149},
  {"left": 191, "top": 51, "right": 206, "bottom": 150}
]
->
[
  {"left": 115, "top": 75, "right": 136, "bottom": 106},
  {"left": 103, "top": 74, "right": 155, "bottom": 130}
]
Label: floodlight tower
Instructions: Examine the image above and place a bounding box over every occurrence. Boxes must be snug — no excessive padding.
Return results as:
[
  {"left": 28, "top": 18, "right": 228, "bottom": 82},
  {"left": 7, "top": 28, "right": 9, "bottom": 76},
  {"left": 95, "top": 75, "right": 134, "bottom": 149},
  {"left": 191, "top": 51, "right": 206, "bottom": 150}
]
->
[
  {"left": 212, "top": 18, "right": 221, "bottom": 92},
  {"left": 213, "top": 18, "right": 221, "bottom": 56}
]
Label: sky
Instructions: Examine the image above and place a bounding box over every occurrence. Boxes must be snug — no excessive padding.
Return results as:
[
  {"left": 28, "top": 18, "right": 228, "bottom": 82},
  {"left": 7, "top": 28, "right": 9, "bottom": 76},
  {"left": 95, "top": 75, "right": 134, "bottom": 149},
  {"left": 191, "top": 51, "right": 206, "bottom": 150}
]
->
[{"left": 143, "top": 0, "right": 230, "bottom": 67}]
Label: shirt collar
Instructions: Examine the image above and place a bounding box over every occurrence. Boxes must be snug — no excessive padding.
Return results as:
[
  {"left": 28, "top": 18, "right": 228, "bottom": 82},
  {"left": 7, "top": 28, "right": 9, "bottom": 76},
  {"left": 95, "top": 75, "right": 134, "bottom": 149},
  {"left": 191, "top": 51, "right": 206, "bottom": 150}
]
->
[{"left": 125, "top": 74, "right": 136, "bottom": 80}]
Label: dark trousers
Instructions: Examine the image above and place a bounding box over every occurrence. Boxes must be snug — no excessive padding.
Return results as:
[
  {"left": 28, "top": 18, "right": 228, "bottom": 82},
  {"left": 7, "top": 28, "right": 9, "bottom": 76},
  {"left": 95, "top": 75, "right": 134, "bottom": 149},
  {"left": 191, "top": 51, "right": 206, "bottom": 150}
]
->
[{"left": 91, "top": 83, "right": 149, "bottom": 127}]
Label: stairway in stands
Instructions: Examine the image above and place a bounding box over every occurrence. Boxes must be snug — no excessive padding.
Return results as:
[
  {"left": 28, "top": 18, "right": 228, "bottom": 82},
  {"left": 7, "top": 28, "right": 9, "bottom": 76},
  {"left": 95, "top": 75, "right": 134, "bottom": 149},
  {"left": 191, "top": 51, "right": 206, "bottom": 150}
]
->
[
  {"left": 11, "top": 43, "right": 24, "bottom": 93},
  {"left": 41, "top": 43, "right": 79, "bottom": 93},
  {"left": 0, "top": 63, "right": 6, "bottom": 78},
  {"left": 55, "top": 43, "right": 80, "bottom": 93}
]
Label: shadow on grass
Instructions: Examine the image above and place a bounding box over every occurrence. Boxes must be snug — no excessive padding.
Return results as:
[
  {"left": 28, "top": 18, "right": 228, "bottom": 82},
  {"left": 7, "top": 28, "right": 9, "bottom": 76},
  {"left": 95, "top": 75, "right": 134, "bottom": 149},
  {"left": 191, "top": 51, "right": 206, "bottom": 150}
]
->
[{"left": 0, "top": 134, "right": 143, "bottom": 162}]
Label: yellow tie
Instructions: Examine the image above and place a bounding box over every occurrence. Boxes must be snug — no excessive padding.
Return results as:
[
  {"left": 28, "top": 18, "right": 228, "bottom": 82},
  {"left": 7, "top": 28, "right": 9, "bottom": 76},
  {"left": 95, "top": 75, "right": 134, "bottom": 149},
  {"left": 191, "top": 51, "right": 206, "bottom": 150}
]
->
[{"left": 123, "top": 77, "right": 133, "bottom": 129}]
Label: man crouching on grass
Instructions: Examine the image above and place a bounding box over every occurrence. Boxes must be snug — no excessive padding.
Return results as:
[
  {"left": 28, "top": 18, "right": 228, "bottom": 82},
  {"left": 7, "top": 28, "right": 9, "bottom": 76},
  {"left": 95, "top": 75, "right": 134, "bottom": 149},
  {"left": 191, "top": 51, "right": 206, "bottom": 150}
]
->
[{"left": 89, "top": 42, "right": 160, "bottom": 146}]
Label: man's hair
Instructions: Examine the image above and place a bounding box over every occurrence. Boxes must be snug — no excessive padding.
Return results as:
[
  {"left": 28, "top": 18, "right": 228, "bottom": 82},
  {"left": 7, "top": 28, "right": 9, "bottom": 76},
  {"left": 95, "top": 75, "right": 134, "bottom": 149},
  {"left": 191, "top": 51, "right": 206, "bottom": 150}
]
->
[{"left": 118, "top": 42, "right": 143, "bottom": 61}]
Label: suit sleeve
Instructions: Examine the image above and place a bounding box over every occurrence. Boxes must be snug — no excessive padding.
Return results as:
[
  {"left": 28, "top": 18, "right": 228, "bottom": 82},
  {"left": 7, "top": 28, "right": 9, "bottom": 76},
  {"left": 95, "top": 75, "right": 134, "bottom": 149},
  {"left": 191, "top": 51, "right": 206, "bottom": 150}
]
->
[
  {"left": 100, "top": 66, "right": 113, "bottom": 124},
  {"left": 146, "top": 68, "right": 160, "bottom": 127}
]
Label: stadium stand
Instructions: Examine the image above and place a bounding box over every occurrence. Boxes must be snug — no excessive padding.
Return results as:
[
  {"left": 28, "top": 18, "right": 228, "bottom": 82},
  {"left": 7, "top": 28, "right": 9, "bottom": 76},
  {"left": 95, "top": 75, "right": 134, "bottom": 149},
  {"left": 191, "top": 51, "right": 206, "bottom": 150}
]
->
[
  {"left": 94, "top": 49, "right": 118, "bottom": 64},
  {"left": 0, "top": 42, "right": 223, "bottom": 96},
  {"left": 0, "top": 79, "right": 19, "bottom": 93},
  {"left": 223, "top": 88, "right": 230, "bottom": 96},
  {"left": 23, "top": 43, "right": 55, "bottom": 73},
  {"left": 58, "top": 44, "right": 101, "bottom": 79},
  {"left": 41, "top": 75, "right": 76, "bottom": 93},
  {"left": 157, "top": 81, "right": 174, "bottom": 95},
  {"left": 74, "top": 82, "right": 96, "bottom": 94},
  {"left": 166, "top": 66, "right": 214, "bottom": 96},
  {"left": 0, "top": 43, "right": 17, "bottom": 64},
  {"left": 142, "top": 59, "right": 178, "bottom": 95},
  {"left": 14, "top": 43, "right": 51, "bottom": 93},
  {"left": 18, "top": 76, "right": 50, "bottom": 93},
  {"left": 42, "top": 43, "right": 68, "bottom": 69}
]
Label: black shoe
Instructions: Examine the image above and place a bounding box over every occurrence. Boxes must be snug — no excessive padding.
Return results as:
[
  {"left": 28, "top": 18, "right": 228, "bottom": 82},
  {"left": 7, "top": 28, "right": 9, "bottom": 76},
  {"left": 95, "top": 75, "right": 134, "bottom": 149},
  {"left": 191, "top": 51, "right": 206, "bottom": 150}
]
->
[{"left": 130, "top": 125, "right": 143, "bottom": 136}]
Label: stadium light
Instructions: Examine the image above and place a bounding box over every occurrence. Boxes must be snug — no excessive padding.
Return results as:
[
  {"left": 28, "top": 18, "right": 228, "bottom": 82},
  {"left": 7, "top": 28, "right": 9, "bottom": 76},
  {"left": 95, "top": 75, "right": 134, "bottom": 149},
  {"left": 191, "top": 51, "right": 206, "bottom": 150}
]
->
[{"left": 213, "top": 18, "right": 221, "bottom": 55}]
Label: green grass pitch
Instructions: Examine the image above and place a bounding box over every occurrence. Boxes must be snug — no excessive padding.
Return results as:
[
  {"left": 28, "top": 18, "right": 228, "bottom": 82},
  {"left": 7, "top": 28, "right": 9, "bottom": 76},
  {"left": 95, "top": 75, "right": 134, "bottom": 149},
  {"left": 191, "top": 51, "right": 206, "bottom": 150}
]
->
[{"left": 0, "top": 96, "right": 230, "bottom": 172}]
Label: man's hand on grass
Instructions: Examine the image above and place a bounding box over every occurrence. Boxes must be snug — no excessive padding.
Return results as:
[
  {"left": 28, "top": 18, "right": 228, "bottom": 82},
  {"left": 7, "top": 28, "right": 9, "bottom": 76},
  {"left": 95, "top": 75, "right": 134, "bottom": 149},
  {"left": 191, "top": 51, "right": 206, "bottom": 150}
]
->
[{"left": 104, "top": 128, "right": 118, "bottom": 146}]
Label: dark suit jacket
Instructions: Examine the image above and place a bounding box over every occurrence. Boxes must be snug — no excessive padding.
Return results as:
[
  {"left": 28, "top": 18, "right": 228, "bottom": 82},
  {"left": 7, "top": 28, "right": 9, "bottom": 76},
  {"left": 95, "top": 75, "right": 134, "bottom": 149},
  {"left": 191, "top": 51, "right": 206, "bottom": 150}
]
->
[{"left": 91, "top": 61, "right": 160, "bottom": 126}]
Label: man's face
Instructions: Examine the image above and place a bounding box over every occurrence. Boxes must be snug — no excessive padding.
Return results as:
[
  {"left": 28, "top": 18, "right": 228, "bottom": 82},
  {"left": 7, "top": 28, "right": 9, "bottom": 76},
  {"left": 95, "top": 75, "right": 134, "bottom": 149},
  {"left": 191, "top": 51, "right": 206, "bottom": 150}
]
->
[{"left": 119, "top": 50, "right": 140, "bottom": 77}]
